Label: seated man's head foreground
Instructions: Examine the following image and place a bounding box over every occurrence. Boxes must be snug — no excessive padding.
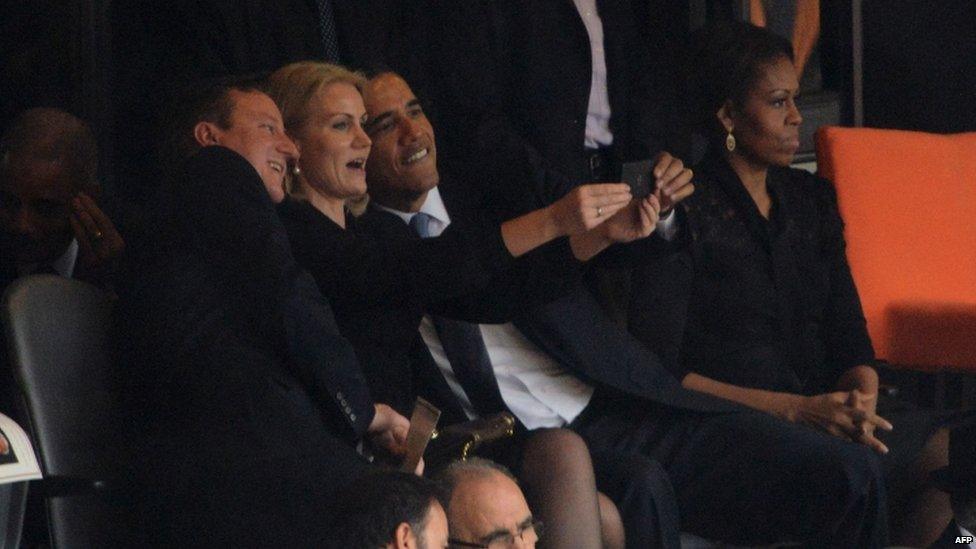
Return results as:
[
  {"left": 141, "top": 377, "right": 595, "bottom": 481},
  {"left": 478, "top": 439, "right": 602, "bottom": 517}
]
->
[
  {"left": 331, "top": 470, "right": 448, "bottom": 549},
  {"left": 437, "top": 459, "right": 541, "bottom": 549}
]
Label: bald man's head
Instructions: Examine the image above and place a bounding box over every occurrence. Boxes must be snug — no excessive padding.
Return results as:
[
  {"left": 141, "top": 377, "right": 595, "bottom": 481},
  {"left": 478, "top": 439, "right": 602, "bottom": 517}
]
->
[{"left": 438, "top": 459, "right": 540, "bottom": 548}]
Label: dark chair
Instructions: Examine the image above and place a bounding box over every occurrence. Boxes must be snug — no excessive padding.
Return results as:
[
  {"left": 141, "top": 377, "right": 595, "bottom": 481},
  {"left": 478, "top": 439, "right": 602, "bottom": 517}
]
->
[
  {"left": 0, "top": 481, "right": 27, "bottom": 548},
  {"left": 1, "top": 275, "right": 133, "bottom": 547}
]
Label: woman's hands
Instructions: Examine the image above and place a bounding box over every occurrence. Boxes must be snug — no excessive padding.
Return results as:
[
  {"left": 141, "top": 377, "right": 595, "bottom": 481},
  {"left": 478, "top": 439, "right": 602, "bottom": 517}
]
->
[
  {"left": 781, "top": 390, "right": 893, "bottom": 453},
  {"left": 598, "top": 194, "right": 662, "bottom": 244},
  {"left": 547, "top": 183, "right": 633, "bottom": 235}
]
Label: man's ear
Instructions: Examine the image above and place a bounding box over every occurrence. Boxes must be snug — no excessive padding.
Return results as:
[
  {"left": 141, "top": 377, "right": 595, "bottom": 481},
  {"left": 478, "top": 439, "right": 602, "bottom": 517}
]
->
[
  {"left": 193, "top": 121, "right": 222, "bottom": 148},
  {"left": 716, "top": 100, "right": 735, "bottom": 134},
  {"left": 392, "top": 522, "right": 416, "bottom": 549}
]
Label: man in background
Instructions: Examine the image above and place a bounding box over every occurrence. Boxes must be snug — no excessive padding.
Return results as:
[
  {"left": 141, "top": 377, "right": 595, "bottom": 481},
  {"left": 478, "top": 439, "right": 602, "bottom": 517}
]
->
[
  {"left": 0, "top": 108, "right": 124, "bottom": 292},
  {"left": 331, "top": 471, "right": 449, "bottom": 549}
]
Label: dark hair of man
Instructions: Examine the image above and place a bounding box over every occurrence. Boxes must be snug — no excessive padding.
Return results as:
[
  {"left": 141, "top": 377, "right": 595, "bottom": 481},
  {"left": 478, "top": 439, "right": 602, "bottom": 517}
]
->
[
  {"left": 361, "top": 63, "right": 395, "bottom": 81},
  {"left": 687, "top": 21, "right": 794, "bottom": 139},
  {"left": 434, "top": 457, "right": 518, "bottom": 508},
  {"left": 330, "top": 470, "right": 446, "bottom": 548},
  {"left": 157, "top": 75, "right": 268, "bottom": 175},
  {"left": 0, "top": 108, "right": 98, "bottom": 192}
]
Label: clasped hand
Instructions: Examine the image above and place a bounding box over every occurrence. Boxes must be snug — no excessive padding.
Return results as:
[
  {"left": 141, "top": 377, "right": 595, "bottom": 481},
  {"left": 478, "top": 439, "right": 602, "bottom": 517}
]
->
[{"left": 790, "top": 390, "right": 893, "bottom": 454}]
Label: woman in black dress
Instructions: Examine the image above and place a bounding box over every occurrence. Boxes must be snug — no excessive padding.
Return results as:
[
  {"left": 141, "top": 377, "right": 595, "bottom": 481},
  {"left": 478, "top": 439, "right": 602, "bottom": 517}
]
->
[
  {"left": 629, "top": 21, "right": 966, "bottom": 546},
  {"left": 265, "top": 61, "right": 665, "bottom": 549}
]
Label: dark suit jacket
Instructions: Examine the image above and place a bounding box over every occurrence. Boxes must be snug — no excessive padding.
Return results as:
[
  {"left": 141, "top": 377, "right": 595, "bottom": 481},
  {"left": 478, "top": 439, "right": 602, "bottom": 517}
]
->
[
  {"left": 116, "top": 146, "right": 374, "bottom": 545},
  {"left": 429, "top": 0, "right": 685, "bottom": 218},
  {"left": 360, "top": 181, "right": 737, "bottom": 419},
  {"left": 279, "top": 197, "right": 519, "bottom": 419}
]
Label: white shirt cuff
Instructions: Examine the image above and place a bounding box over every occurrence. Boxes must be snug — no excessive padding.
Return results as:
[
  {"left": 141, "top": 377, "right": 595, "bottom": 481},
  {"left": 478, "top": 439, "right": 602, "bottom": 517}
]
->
[{"left": 656, "top": 209, "right": 678, "bottom": 241}]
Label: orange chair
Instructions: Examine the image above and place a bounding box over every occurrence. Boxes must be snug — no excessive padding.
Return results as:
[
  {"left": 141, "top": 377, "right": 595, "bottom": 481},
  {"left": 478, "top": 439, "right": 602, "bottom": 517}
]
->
[{"left": 816, "top": 127, "right": 976, "bottom": 396}]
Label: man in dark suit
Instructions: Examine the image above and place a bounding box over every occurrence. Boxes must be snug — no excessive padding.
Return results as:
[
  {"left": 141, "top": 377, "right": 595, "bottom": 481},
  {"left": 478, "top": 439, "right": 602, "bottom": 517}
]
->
[
  {"left": 116, "top": 77, "right": 411, "bottom": 546},
  {"left": 360, "top": 71, "right": 890, "bottom": 547}
]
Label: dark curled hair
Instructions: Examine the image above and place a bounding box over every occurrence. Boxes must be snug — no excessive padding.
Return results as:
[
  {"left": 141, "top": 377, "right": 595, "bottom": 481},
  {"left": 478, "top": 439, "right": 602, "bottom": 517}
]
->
[
  {"left": 157, "top": 75, "right": 268, "bottom": 174},
  {"left": 687, "top": 20, "right": 794, "bottom": 140},
  {"left": 329, "top": 471, "right": 446, "bottom": 548}
]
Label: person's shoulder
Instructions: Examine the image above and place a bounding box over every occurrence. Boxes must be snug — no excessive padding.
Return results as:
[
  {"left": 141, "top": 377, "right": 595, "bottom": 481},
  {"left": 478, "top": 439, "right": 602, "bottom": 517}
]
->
[
  {"left": 776, "top": 166, "right": 839, "bottom": 204},
  {"left": 278, "top": 198, "right": 328, "bottom": 230},
  {"left": 356, "top": 207, "right": 409, "bottom": 239},
  {"left": 181, "top": 146, "right": 257, "bottom": 182},
  {"left": 175, "top": 146, "right": 270, "bottom": 205}
]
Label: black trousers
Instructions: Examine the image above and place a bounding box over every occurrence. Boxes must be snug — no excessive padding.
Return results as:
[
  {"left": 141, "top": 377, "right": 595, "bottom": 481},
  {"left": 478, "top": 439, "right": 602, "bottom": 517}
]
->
[
  {"left": 590, "top": 450, "right": 681, "bottom": 549},
  {"left": 572, "top": 392, "right": 889, "bottom": 548}
]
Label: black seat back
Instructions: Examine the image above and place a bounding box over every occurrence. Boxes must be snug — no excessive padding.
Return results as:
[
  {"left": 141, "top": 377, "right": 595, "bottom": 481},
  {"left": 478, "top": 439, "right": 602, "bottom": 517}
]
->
[{"left": 2, "top": 275, "right": 131, "bottom": 547}]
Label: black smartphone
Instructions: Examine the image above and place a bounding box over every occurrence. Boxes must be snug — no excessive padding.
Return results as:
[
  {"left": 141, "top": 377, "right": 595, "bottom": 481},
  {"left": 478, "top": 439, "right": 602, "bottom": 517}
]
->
[{"left": 620, "top": 159, "right": 653, "bottom": 199}]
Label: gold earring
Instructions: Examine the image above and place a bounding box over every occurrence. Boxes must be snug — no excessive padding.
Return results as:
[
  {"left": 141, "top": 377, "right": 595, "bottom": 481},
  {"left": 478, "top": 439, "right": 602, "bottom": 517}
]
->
[{"left": 725, "top": 130, "right": 736, "bottom": 152}]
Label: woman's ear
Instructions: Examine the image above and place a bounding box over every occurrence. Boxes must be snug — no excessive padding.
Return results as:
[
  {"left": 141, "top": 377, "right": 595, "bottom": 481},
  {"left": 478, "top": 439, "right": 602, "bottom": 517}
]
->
[
  {"left": 716, "top": 100, "right": 735, "bottom": 134},
  {"left": 192, "top": 121, "right": 221, "bottom": 147}
]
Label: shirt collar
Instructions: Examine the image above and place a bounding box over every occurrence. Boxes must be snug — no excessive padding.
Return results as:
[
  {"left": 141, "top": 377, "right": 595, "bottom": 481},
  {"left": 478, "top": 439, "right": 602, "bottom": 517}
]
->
[
  {"left": 374, "top": 186, "right": 452, "bottom": 228},
  {"left": 18, "top": 238, "right": 78, "bottom": 278}
]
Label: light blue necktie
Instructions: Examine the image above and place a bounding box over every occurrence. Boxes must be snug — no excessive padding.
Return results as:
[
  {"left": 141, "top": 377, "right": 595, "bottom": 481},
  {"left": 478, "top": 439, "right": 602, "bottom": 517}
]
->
[{"left": 409, "top": 212, "right": 433, "bottom": 239}]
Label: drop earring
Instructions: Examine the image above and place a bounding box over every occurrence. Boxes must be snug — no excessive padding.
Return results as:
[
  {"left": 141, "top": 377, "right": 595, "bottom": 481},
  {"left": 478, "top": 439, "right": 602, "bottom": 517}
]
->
[{"left": 725, "top": 129, "right": 736, "bottom": 152}]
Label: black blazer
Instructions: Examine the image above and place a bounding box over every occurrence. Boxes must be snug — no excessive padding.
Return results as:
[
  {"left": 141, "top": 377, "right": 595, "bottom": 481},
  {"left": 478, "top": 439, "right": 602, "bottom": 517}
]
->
[
  {"left": 366, "top": 181, "right": 738, "bottom": 417},
  {"left": 117, "top": 146, "right": 378, "bottom": 454},
  {"left": 115, "top": 146, "right": 380, "bottom": 544},
  {"left": 279, "top": 197, "right": 518, "bottom": 419},
  {"left": 428, "top": 0, "right": 684, "bottom": 218}
]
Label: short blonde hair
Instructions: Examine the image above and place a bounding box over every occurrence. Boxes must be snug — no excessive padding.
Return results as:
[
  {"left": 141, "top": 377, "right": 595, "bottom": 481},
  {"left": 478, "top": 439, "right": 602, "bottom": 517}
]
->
[{"left": 266, "top": 61, "right": 368, "bottom": 197}]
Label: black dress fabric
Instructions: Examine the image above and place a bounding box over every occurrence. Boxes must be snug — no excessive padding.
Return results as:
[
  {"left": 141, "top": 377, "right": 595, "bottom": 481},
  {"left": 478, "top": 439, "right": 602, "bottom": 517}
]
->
[
  {"left": 278, "top": 198, "right": 524, "bottom": 419},
  {"left": 629, "top": 151, "right": 967, "bottom": 477}
]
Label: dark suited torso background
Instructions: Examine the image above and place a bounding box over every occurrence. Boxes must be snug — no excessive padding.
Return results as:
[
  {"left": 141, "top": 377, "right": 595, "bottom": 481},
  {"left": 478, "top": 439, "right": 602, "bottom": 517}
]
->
[{"left": 110, "top": 0, "right": 434, "bottom": 207}]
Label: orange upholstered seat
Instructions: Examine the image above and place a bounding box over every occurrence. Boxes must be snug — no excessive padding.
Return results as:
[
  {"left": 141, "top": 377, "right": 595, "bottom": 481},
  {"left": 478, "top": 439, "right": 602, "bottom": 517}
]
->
[{"left": 816, "top": 127, "right": 976, "bottom": 372}]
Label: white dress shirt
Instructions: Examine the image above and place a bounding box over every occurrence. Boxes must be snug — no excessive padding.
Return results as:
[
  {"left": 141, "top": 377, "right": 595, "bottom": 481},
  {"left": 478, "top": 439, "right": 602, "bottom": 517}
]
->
[
  {"left": 381, "top": 190, "right": 595, "bottom": 428},
  {"left": 568, "top": 0, "right": 680, "bottom": 240},
  {"left": 573, "top": 0, "right": 614, "bottom": 149}
]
